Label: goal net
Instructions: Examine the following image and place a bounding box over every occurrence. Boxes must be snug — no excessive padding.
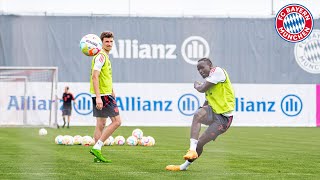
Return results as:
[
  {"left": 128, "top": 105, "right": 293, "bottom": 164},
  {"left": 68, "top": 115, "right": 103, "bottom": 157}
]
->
[{"left": 0, "top": 67, "right": 58, "bottom": 127}]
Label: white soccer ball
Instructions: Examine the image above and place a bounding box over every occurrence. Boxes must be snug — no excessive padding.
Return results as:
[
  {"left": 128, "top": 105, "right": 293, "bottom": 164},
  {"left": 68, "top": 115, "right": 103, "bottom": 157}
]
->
[
  {"left": 132, "top": 129, "right": 143, "bottom": 139},
  {"left": 114, "top": 136, "right": 125, "bottom": 145},
  {"left": 104, "top": 136, "right": 115, "bottom": 146},
  {"left": 55, "top": 135, "right": 64, "bottom": 145},
  {"left": 126, "top": 136, "right": 138, "bottom": 146},
  {"left": 147, "top": 136, "right": 156, "bottom": 146},
  {"left": 139, "top": 136, "right": 152, "bottom": 146},
  {"left": 79, "top": 34, "right": 102, "bottom": 56},
  {"left": 90, "top": 137, "right": 95, "bottom": 146},
  {"left": 81, "top": 135, "right": 93, "bottom": 146},
  {"left": 73, "top": 135, "right": 82, "bottom": 145},
  {"left": 62, "top": 135, "right": 74, "bottom": 145},
  {"left": 39, "top": 128, "right": 47, "bottom": 136}
]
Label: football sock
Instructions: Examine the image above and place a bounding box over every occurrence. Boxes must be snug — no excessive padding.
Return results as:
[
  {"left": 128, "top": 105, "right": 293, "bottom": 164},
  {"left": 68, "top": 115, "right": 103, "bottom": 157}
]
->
[
  {"left": 93, "top": 140, "right": 104, "bottom": 150},
  {"left": 190, "top": 138, "right": 198, "bottom": 151},
  {"left": 180, "top": 160, "right": 192, "bottom": 170}
]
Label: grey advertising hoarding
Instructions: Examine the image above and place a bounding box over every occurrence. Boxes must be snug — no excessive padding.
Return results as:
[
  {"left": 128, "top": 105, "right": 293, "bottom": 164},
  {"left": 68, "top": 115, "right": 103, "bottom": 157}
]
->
[{"left": 0, "top": 15, "right": 319, "bottom": 83}]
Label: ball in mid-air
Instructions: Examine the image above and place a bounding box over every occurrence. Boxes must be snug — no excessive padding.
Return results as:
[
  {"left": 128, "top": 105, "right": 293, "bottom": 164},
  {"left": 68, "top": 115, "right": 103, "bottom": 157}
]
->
[{"left": 79, "top": 34, "right": 102, "bottom": 56}]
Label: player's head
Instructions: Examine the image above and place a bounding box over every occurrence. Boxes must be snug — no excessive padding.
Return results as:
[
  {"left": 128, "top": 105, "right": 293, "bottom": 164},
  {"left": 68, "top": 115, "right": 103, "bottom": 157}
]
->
[
  {"left": 197, "top": 58, "right": 213, "bottom": 78},
  {"left": 100, "top": 31, "right": 114, "bottom": 52},
  {"left": 64, "top": 86, "right": 69, "bottom": 92}
]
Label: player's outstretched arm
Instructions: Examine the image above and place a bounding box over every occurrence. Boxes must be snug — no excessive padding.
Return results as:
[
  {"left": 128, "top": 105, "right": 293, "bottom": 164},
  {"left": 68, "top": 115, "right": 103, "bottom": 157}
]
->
[{"left": 194, "top": 81, "right": 213, "bottom": 93}]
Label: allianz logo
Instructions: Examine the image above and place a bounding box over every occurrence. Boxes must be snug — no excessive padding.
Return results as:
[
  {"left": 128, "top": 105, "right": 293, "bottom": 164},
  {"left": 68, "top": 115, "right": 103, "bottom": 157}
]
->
[
  {"left": 73, "top": 93, "right": 173, "bottom": 115},
  {"left": 236, "top": 95, "right": 303, "bottom": 117},
  {"left": 109, "top": 36, "right": 210, "bottom": 65},
  {"left": 5, "top": 94, "right": 303, "bottom": 117}
]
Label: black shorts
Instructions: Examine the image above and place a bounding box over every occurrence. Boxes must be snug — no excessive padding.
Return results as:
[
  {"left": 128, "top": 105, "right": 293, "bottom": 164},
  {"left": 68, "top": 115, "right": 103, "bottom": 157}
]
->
[
  {"left": 203, "top": 105, "right": 233, "bottom": 137},
  {"left": 62, "top": 106, "right": 72, "bottom": 116},
  {"left": 92, "top": 95, "right": 119, "bottom": 118}
]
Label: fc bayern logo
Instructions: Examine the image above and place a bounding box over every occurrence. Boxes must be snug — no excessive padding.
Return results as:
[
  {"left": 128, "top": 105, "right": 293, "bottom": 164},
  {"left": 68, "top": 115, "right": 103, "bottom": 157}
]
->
[
  {"left": 294, "top": 29, "right": 320, "bottom": 74},
  {"left": 275, "top": 4, "right": 313, "bottom": 43}
]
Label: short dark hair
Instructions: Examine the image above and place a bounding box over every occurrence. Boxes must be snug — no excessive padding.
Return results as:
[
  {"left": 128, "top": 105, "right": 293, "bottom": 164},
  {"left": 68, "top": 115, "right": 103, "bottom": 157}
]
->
[
  {"left": 65, "top": 86, "right": 69, "bottom": 90},
  {"left": 100, "top": 31, "right": 114, "bottom": 41},
  {"left": 198, "top": 58, "right": 212, "bottom": 66}
]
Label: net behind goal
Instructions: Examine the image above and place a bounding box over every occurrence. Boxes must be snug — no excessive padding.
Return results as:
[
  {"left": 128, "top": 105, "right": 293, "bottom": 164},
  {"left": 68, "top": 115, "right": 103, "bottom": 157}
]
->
[{"left": 0, "top": 67, "right": 58, "bottom": 127}]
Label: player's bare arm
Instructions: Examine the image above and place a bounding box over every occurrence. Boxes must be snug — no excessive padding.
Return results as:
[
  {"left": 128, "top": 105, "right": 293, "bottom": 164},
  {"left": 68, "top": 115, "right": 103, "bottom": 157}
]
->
[
  {"left": 112, "top": 88, "right": 115, "bottom": 98},
  {"left": 71, "top": 94, "right": 77, "bottom": 107},
  {"left": 194, "top": 81, "right": 213, "bottom": 93},
  {"left": 92, "top": 70, "right": 103, "bottom": 110}
]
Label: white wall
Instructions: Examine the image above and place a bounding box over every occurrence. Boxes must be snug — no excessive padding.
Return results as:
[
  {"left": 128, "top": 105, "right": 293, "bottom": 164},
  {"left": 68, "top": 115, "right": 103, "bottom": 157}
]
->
[{"left": 1, "top": 0, "right": 316, "bottom": 17}]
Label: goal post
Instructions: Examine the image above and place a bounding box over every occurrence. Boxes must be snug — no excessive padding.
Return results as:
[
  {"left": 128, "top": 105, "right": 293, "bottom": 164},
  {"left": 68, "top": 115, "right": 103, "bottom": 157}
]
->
[
  {"left": 0, "top": 76, "right": 28, "bottom": 125},
  {"left": 0, "top": 67, "right": 58, "bottom": 127}
]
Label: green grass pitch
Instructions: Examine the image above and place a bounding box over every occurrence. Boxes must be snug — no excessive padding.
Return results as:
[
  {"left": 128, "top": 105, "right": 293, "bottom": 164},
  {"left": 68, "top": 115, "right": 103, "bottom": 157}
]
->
[{"left": 0, "top": 126, "right": 319, "bottom": 179}]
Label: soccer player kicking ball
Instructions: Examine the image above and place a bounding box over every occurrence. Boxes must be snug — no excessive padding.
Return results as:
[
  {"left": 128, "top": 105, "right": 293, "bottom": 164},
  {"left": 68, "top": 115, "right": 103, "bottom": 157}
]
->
[
  {"left": 166, "top": 58, "right": 235, "bottom": 171},
  {"left": 89, "top": 31, "right": 121, "bottom": 163}
]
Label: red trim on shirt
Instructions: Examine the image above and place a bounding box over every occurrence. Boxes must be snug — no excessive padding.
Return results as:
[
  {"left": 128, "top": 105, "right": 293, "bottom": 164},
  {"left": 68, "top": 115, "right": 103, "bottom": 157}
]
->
[
  {"left": 210, "top": 67, "right": 216, "bottom": 74},
  {"left": 99, "top": 54, "right": 104, "bottom": 63}
]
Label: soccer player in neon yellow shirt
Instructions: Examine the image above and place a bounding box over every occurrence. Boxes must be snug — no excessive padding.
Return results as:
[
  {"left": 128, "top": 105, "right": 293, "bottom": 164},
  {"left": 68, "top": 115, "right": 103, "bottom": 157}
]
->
[
  {"left": 166, "top": 58, "right": 235, "bottom": 171},
  {"left": 89, "top": 31, "right": 121, "bottom": 163}
]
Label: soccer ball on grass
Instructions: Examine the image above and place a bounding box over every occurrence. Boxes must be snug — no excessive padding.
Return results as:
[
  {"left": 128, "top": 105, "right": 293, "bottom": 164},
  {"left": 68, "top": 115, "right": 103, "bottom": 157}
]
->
[
  {"left": 132, "top": 129, "right": 143, "bottom": 139},
  {"left": 114, "top": 136, "right": 125, "bottom": 145},
  {"left": 126, "top": 136, "right": 138, "bottom": 146},
  {"left": 104, "top": 136, "right": 115, "bottom": 146},
  {"left": 39, "top": 128, "right": 47, "bottom": 136}
]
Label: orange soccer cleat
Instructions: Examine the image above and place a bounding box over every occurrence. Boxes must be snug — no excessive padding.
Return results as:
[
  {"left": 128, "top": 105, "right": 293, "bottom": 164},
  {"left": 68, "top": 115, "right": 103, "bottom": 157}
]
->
[
  {"left": 183, "top": 150, "right": 198, "bottom": 160},
  {"left": 165, "top": 165, "right": 182, "bottom": 171}
]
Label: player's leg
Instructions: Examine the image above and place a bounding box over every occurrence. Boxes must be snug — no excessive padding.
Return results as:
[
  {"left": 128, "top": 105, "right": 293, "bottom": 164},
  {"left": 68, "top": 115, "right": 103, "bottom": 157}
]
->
[
  {"left": 62, "top": 109, "right": 67, "bottom": 128},
  {"left": 183, "top": 106, "right": 210, "bottom": 160},
  {"left": 180, "top": 114, "right": 233, "bottom": 170},
  {"left": 90, "top": 117, "right": 110, "bottom": 162},
  {"left": 90, "top": 96, "right": 110, "bottom": 162},
  {"left": 62, "top": 115, "right": 66, "bottom": 128},
  {"left": 67, "top": 108, "right": 71, "bottom": 128},
  {"left": 91, "top": 116, "right": 120, "bottom": 163},
  {"left": 166, "top": 106, "right": 210, "bottom": 171},
  {"left": 96, "top": 95, "right": 121, "bottom": 142},
  {"left": 93, "top": 117, "right": 106, "bottom": 142},
  {"left": 90, "top": 95, "right": 120, "bottom": 163},
  {"left": 67, "top": 116, "right": 70, "bottom": 128},
  {"left": 167, "top": 107, "right": 233, "bottom": 171},
  {"left": 95, "top": 95, "right": 121, "bottom": 145},
  {"left": 175, "top": 127, "right": 219, "bottom": 171},
  {"left": 98, "top": 115, "right": 121, "bottom": 142}
]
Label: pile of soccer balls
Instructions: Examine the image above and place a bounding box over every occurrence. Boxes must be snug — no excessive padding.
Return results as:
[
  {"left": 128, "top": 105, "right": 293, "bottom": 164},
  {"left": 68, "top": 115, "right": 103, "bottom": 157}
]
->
[
  {"left": 54, "top": 129, "right": 155, "bottom": 147},
  {"left": 54, "top": 135, "right": 95, "bottom": 146},
  {"left": 111, "top": 128, "right": 156, "bottom": 146}
]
